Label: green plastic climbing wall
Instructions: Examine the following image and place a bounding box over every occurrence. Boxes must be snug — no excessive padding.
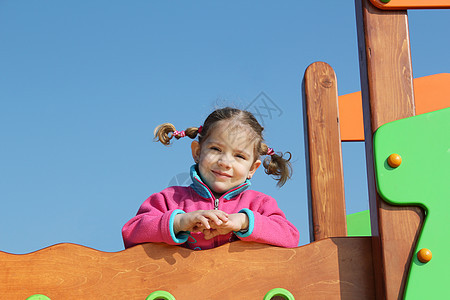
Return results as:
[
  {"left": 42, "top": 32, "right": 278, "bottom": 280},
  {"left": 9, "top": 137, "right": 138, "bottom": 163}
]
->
[{"left": 374, "top": 107, "right": 450, "bottom": 299}]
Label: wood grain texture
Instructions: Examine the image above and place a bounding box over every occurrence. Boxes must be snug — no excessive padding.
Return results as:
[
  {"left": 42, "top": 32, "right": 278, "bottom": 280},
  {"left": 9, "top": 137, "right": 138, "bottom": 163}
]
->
[
  {"left": 303, "top": 62, "right": 347, "bottom": 241},
  {"left": 355, "top": 0, "right": 425, "bottom": 299},
  {"left": 0, "top": 239, "right": 375, "bottom": 300}
]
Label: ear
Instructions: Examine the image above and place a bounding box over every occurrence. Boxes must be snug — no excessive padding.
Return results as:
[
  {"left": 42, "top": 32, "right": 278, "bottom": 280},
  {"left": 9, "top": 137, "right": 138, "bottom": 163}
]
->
[
  {"left": 191, "top": 141, "right": 201, "bottom": 163},
  {"left": 247, "top": 159, "right": 261, "bottom": 179}
]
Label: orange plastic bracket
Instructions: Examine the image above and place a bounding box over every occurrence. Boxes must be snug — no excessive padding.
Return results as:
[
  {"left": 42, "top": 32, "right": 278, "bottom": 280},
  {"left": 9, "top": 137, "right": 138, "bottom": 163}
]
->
[
  {"left": 370, "top": 0, "right": 450, "bottom": 10},
  {"left": 339, "top": 73, "right": 450, "bottom": 141}
]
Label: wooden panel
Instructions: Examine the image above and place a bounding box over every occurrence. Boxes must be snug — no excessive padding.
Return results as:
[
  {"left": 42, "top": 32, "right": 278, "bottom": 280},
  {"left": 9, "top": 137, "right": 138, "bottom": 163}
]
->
[
  {"left": 355, "top": 0, "right": 425, "bottom": 299},
  {"left": 370, "top": 0, "right": 450, "bottom": 10},
  {"left": 338, "top": 73, "right": 450, "bottom": 141},
  {"left": 303, "top": 62, "right": 347, "bottom": 241},
  {"left": 0, "top": 239, "right": 375, "bottom": 299}
]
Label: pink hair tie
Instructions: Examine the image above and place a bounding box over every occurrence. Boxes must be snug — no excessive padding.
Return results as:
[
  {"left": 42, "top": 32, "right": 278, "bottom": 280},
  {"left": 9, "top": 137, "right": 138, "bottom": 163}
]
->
[
  {"left": 198, "top": 126, "right": 203, "bottom": 134},
  {"left": 173, "top": 130, "right": 186, "bottom": 138},
  {"left": 267, "top": 147, "right": 275, "bottom": 156}
]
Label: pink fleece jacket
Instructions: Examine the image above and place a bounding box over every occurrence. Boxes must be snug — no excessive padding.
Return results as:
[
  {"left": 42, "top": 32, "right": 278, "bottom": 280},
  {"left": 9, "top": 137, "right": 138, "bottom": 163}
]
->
[{"left": 122, "top": 166, "right": 299, "bottom": 250}]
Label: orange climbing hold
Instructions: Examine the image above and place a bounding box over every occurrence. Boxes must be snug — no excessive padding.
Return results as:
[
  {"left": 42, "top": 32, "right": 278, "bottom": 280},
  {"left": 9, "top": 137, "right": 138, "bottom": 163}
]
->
[
  {"left": 387, "top": 153, "right": 402, "bottom": 168},
  {"left": 417, "top": 248, "right": 432, "bottom": 263}
]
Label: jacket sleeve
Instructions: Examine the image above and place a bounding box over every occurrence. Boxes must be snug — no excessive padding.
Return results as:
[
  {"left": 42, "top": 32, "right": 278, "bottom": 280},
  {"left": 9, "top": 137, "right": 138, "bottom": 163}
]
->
[
  {"left": 122, "top": 192, "right": 189, "bottom": 249},
  {"left": 234, "top": 196, "right": 299, "bottom": 248}
]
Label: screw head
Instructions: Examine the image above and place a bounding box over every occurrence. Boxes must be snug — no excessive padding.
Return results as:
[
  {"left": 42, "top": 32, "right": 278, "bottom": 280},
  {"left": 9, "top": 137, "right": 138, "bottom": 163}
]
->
[
  {"left": 387, "top": 153, "right": 402, "bottom": 168},
  {"left": 417, "top": 248, "right": 432, "bottom": 263}
]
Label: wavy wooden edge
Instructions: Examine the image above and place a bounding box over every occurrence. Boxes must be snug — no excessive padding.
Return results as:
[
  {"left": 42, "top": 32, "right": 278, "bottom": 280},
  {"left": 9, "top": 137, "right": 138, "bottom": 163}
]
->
[
  {"left": 1, "top": 238, "right": 375, "bottom": 299},
  {"left": 0, "top": 242, "right": 122, "bottom": 256}
]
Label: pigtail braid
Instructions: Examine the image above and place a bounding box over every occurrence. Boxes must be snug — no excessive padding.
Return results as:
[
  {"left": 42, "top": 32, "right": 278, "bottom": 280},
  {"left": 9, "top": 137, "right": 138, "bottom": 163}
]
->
[
  {"left": 260, "top": 143, "right": 292, "bottom": 187},
  {"left": 184, "top": 127, "right": 200, "bottom": 139},
  {"left": 154, "top": 123, "right": 201, "bottom": 145}
]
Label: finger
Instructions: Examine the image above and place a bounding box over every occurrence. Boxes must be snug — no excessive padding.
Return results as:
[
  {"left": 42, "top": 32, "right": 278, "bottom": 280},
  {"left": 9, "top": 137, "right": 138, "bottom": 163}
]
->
[
  {"left": 201, "top": 212, "right": 223, "bottom": 226},
  {"left": 215, "top": 209, "right": 229, "bottom": 219},
  {"left": 206, "top": 219, "right": 217, "bottom": 229},
  {"left": 191, "top": 223, "right": 204, "bottom": 232},
  {"left": 202, "top": 228, "right": 214, "bottom": 240},
  {"left": 206, "top": 211, "right": 229, "bottom": 226},
  {"left": 197, "top": 216, "right": 211, "bottom": 229},
  {"left": 205, "top": 228, "right": 223, "bottom": 240},
  {"left": 215, "top": 211, "right": 229, "bottom": 222}
]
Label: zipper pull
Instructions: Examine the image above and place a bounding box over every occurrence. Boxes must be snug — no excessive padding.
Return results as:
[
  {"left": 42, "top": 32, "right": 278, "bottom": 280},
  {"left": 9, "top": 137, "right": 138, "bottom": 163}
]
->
[{"left": 214, "top": 198, "right": 219, "bottom": 210}]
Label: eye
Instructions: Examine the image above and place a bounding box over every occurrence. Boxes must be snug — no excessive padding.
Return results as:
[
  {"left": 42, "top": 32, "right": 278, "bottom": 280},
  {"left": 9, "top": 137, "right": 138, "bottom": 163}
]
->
[
  {"left": 210, "top": 146, "right": 221, "bottom": 152},
  {"left": 236, "top": 154, "right": 247, "bottom": 160}
]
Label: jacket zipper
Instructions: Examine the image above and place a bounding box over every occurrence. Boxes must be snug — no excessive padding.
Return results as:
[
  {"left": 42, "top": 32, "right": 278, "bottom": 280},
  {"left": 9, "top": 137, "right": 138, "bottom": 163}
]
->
[
  {"left": 213, "top": 198, "right": 219, "bottom": 247},
  {"left": 214, "top": 198, "right": 219, "bottom": 210},
  {"left": 193, "top": 176, "right": 248, "bottom": 248}
]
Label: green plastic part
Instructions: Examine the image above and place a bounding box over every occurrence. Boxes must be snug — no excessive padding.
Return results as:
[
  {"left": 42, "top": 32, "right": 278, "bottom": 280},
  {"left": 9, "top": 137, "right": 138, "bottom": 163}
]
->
[
  {"left": 374, "top": 107, "right": 450, "bottom": 299},
  {"left": 263, "top": 288, "right": 295, "bottom": 300},
  {"left": 347, "top": 210, "right": 371, "bottom": 236},
  {"left": 26, "top": 295, "right": 51, "bottom": 300},
  {"left": 145, "top": 290, "right": 176, "bottom": 300},
  {"left": 380, "top": 0, "right": 391, "bottom": 3}
]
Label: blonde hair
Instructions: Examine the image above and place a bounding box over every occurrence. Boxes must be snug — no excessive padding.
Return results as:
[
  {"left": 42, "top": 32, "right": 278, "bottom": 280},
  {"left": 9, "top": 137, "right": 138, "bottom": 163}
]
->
[{"left": 154, "top": 107, "right": 292, "bottom": 187}]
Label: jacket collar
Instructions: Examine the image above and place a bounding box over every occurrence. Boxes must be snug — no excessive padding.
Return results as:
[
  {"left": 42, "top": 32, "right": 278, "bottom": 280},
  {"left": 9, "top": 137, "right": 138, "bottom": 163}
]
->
[{"left": 189, "top": 165, "right": 251, "bottom": 200}]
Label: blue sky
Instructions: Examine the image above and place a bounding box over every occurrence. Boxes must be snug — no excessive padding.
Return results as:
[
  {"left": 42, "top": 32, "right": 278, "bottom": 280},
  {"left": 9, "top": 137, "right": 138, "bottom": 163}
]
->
[{"left": 1, "top": 1, "right": 449, "bottom": 253}]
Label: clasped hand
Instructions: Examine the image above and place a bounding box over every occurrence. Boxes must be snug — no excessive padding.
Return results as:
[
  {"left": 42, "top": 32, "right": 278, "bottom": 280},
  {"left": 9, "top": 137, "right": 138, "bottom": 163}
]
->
[{"left": 173, "top": 210, "right": 249, "bottom": 240}]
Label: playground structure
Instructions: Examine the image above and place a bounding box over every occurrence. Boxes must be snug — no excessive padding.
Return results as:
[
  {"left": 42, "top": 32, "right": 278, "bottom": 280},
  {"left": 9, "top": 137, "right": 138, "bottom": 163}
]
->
[{"left": 1, "top": 0, "right": 449, "bottom": 299}]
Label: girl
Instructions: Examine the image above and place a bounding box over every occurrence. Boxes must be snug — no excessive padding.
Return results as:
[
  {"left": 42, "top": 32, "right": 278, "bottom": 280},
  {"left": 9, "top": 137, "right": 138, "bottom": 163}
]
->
[{"left": 122, "top": 107, "right": 299, "bottom": 250}]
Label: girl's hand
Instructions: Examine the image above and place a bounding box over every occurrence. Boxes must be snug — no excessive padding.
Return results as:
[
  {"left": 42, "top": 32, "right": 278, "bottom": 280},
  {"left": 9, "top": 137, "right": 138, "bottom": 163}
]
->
[
  {"left": 202, "top": 213, "right": 249, "bottom": 240},
  {"left": 173, "top": 210, "right": 229, "bottom": 234}
]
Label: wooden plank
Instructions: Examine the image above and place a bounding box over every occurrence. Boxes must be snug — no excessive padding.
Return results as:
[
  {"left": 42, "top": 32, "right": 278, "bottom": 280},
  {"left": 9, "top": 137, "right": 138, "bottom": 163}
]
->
[
  {"left": 355, "top": 0, "right": 425, "bottom": 299},
  {"left": 303, "top": 62, "right": 347, "bottom": 241},
  {"left": 0, "top": 239, "right": 375, "bottom": 299}
]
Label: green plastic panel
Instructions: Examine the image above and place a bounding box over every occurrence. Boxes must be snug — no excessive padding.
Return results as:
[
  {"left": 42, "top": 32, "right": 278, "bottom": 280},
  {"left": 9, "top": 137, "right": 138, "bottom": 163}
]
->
[
  {"left": 347, "top": 210, "right": 371, "bottom": 236},
  {"left": 374, "top": 107, "right": 450, "bottom": 299},
  {"left": 26, "top": 295, "right": 51, "bottom": 300},
  {"left": 263, "top": 288, "right": 295, "bottom": 300},
  {"left": 145, "top": 290, "right": 176, "bottom": 300}
]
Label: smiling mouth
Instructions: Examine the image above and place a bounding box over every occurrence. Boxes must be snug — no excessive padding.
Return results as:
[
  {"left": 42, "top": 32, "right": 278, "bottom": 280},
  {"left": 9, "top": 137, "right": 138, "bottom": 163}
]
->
[{"left": 212, "top": 170, "right": 232, "bottom": 178}]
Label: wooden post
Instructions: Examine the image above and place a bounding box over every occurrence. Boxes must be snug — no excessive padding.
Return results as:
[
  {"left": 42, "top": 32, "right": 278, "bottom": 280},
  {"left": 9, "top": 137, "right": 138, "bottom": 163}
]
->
[
  {"left": 303, "top": 62, "right": 348, "bottom": 241},
  {"left": 355, "top": 0, "right": 425, "bottom": 299}
]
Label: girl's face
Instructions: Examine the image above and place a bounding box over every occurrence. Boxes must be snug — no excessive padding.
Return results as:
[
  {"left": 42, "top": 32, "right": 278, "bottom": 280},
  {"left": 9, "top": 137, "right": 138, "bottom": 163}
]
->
[{"left": 191, "top": 120, "right": 261, "bottom": 197}]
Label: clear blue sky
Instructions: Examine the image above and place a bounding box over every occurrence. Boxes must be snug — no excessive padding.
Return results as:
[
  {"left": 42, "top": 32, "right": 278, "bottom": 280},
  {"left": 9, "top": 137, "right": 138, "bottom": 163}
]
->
[{"left": 1, "top": 1, "right": 449, "bottom": 253}]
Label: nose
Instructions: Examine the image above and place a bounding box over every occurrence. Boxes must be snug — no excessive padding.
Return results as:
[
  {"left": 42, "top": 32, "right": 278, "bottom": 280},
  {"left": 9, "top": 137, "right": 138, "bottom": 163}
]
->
[{"left": 217, "top": 154, "right": 232, "bottom": 169}]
